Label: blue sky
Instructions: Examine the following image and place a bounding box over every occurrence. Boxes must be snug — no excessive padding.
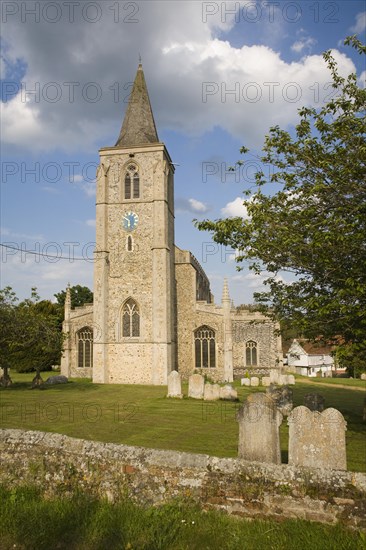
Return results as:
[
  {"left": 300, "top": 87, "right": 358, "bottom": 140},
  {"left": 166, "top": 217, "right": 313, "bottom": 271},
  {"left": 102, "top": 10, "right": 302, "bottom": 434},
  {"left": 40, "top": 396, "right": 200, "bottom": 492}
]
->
[{"left": 1, "top": 1, "right": 365, "bottom": 304}]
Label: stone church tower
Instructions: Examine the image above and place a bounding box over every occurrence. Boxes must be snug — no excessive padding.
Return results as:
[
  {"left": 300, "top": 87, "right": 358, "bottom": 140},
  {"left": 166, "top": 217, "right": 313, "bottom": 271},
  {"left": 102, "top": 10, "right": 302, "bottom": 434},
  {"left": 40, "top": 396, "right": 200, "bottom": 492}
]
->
[
  {"left": 93, "top": 63, "right": 176, "bottom": 385},
  {"left": 60, "top": 64, "right": 282, "bottom": 384}
]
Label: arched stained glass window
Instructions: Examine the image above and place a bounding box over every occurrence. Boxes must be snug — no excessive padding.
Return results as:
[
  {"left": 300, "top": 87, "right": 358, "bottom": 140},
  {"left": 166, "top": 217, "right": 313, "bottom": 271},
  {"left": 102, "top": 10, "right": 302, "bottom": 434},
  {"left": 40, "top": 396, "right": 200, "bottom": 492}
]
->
[
  {"left": 122, "top": 298, "right": 140, "bottom": 337},
  {"left": 77, "top": 327, "right": 93, "bottom": 368},
  {"left": 194, "top": 325, "right": 216, "bottom": 368},
  {"left": 246, "top": 340, "right": 257, "bottom": 366}
]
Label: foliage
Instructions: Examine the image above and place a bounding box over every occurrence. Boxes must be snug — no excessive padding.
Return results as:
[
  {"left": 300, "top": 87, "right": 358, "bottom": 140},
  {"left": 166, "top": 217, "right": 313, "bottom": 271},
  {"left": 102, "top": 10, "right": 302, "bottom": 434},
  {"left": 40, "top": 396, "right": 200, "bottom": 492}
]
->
[
  {"left": 196, "top": 37, "right": 366, "bottom": 366},
  {"left": 55, "top": 284, "right": 93, "bottom": 309},
  {"left": 0, "top": 484, "right": 364, "bottom": 550},
  {"left": 0, "top": 287, "right": 64, "bottom": 374}
]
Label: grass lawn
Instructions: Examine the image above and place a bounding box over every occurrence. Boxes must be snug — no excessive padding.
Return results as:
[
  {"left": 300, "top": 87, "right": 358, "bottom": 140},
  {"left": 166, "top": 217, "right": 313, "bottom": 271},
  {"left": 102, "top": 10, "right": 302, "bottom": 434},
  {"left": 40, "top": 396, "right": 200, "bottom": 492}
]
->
[
  {"left": 1, "top": 371, "right": 365, "bottom": 472},
  {"left": 294, "top": 375, "right": 366, "bottom": 389},
  {"left": 1, "top": 484, "right": 364, "bottom": 550}
]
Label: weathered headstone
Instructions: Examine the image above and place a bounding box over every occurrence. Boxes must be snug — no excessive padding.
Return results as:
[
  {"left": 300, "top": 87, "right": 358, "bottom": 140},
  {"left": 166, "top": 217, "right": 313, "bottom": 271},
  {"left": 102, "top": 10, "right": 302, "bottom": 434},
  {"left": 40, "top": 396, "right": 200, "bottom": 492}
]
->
[
  {"left": 204, "top": 383, "right": 220, "bottom": 401},
  {"left": 44, "top": 375, "right": 68, "bottom": 386},
  {"left": 278, "top": 375, "right": 289, "bottom": 385},
  {"left": 360, "top": 373, "right": 366, "bottom": 381},
  {"left": 261, "top": 376, "right": 271, "bottom": 387},
  {"left": 304, "top": 393, "right": 325, "bottom": 412},
  {"left": 250, "top": 377, "right": 259, "bottom": 387},
  {"left": 266, "top": 384, "right": 293, "bottom": 416},
  {"left": 241, "top": 378, "right": 250, "bottom": 387},
  {"left": 269, "top": 369, "right": 279, "bottom": 384},
  {"left": 237, "top": 393, "right": 283, "bottom": 464},
  {"left": 219, "top": 384, "right": 237, "bottom": 401},
  {"left": 288, "top": 406, "right": 347, "bottom": 470},
  {"left": 167, "top": 371, "right": 182, "bottom": 398},
  {"left": 287, "top": 374, "right": 295, "bottom": 385},
  {"left": 188, "top": 374, "right": 204, "bottom": 399}
]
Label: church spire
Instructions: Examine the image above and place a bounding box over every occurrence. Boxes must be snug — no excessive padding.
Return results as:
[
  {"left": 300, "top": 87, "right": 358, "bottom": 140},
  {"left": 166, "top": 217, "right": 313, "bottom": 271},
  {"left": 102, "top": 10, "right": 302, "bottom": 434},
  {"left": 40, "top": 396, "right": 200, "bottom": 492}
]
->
[{"left": 115, "top": 63, "right": 159, "bottom": 147}]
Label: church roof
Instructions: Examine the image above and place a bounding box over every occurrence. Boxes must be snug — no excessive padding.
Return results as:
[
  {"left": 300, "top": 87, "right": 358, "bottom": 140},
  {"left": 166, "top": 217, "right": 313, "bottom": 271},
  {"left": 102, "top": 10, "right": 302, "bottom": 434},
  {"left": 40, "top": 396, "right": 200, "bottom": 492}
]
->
[{"left": 115, "top": 63, "right": 159, "bottom": 147}]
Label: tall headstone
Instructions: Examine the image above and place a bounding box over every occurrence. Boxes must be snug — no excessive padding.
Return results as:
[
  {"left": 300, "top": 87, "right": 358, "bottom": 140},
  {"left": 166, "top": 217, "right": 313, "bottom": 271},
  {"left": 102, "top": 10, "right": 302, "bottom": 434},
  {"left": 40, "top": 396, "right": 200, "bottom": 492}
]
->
[
  {"left": 188, "top": 374, "right": 204, "bottom": 399},
  {"left": 269, "top": 370, "right": 279, "bottom": 384},
  {"left": 167, "top": 371, "right": 183, "bottom": 398},
  {"left": 288, "top": 406, "right": 347, "bottom": 470},
  {"left": 304, "top": 393, "right": 325, "bottom": 412},
  {"left": 250, "top": 377, "right": 259, "bottom": 387},
  {"left": 237, "top": 393, "right": 283, "bottom": 464},
  {"left": 267, "top": 385, "right": 293, "bottom": 416}
]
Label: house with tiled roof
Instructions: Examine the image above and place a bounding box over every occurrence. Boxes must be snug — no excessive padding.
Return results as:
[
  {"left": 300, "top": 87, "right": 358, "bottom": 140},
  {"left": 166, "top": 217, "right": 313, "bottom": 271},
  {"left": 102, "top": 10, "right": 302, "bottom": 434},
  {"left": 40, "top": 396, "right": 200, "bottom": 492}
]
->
[{"left": 286, "top": 339, "right": 334, "bottom": 377}]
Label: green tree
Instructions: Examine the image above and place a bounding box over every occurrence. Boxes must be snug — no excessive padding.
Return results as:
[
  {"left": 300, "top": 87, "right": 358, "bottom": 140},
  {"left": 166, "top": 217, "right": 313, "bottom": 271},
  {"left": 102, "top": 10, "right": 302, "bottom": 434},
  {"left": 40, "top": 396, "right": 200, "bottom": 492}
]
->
[
  {"left": 55, "top": 285, "right": 93, "bottom": 310},
  {"left": 0, "top": 287, "right": 64, "bottom": 376},
  {"left": 197, "top": 37, "right": 366, "bottom": 375},
  {"left": 0, "top": 287, "right": 19, "bottom": 385}
]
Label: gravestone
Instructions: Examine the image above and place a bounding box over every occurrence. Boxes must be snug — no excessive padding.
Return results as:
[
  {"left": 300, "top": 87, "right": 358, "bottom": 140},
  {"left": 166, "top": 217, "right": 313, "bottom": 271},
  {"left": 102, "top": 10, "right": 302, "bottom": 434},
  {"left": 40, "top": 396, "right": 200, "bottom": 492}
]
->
[
  {"left": 287, "top": 374, "right": 296, "bottom": 385},
  {"left": 44, "top": 375, "right": 68, "bottom": 385},
  {"left": 219, "top": 384, "right": 237, "bottom": 401},
  {"left": 250, "top": 377, "right": 259, "bottom": 387},
  {"left": 266, "top": 384, "right": 293, "bottom": 416},
  {"left": 261, "top": 376, "right": 271, "bottom": 387},
  {"left": 360, "top": 373, "right": 366, "bottom": 380},
  {"left": 304, "top": 393, "right": 325, "bottom": 412},
  {"left": 167, "top": 371, "right": 183, "bottom": 398},
  {"left": 204, "top": 383, "right": 220, "bottom": 401},
  {"left": 288, "top": 406, "right": 347, "bottom": 470},
  {"left": 269, "top": 370, "right": 279, "bottom": 384},
  {"left": 188, "top": 374, "right": 204, "bottom": 399},
  {"left": 278, "top": 375, "right": 289, "bottom": 385},
  {"left": 236, "top": 393, "right": 283, "bottom": 464},
  {"left": 241, "top": 378, "right": 250, "bottom": 387}
]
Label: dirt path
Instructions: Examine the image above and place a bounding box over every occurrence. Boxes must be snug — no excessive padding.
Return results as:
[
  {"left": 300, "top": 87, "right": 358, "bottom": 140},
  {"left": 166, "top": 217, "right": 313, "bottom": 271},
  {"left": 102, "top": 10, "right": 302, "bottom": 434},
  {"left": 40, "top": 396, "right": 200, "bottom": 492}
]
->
[{"left": 297, "top": 379, "right": 366, "bottom": 392}]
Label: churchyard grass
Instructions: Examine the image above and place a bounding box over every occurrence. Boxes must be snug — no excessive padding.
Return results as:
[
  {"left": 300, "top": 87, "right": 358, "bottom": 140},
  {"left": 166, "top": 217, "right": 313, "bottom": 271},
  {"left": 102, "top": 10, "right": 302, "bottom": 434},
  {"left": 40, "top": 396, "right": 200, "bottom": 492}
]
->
[
  {"left": 295, "top": 376, "right": 366, "bottom": 388},
  {"left": 1, "top": 484, "right": 364, "bottom": 550},
  {"left": 1, "top": 371, "right": 365, "bottom": 471}
]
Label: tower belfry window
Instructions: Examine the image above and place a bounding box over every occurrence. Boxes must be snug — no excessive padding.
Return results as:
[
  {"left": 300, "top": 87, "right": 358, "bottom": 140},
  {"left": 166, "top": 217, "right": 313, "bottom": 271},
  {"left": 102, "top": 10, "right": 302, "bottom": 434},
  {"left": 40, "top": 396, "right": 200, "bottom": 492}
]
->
[{"left": 125, "top": 164, "right": 139, "bottom": 200}]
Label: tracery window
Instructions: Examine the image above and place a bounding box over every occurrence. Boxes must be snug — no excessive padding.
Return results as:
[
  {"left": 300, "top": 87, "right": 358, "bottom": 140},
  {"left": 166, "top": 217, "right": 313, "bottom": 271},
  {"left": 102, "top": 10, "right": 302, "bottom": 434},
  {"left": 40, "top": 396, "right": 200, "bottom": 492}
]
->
[
  {"left": 246, "top": 340, "right": 257, "bottom": 366},
  {"left": 194, "top": 325, "right": 216, "bottom": 368},
  {"left": 122, "top": 298, "right": 140, "bottom": 337},
  {"left": 77, "top": 327, "right": 93, "bottom": 368},
  {"left": 124, "top": 164, "right": 139, "bottom": 199}
]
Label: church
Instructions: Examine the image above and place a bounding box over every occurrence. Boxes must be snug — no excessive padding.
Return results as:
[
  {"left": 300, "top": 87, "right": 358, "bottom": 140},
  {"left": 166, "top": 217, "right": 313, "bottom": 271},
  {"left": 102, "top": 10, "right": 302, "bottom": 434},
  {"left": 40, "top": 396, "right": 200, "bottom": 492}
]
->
[{"left": 61, "top": 64, "right": 282, "bottom": 384}]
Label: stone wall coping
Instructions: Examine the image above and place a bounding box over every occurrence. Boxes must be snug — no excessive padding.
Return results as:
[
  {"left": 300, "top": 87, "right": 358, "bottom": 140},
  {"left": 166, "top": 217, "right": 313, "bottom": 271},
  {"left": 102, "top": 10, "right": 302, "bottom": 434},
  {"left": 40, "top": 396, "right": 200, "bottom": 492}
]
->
[{"left": 1, "top": 429, "right": 365, "bottom": 492}]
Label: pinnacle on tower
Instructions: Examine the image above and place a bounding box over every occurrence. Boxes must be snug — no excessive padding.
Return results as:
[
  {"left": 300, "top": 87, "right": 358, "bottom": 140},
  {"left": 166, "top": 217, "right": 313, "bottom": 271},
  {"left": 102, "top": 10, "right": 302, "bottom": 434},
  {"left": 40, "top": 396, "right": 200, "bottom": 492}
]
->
[
  {"left": 222, "top": 277, "right": 231, "bottom": 304},
  {"left": 115, "top": 63, "right": 159, "bottom": 147}
]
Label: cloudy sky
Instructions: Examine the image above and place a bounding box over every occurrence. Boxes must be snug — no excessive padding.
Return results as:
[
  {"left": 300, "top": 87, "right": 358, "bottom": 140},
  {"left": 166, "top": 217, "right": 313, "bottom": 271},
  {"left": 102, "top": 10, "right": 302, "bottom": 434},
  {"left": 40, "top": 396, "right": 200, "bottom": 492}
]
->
[{"left": 1, "top": 0, "right": 365, "bottom": 304}]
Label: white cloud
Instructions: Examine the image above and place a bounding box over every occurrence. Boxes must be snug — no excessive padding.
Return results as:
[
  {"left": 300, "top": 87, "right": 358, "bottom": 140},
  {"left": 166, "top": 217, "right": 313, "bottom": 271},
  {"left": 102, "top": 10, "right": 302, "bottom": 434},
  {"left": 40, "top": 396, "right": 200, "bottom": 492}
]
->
[
  {"left": 0, "top": 3, "right": 356, "bottom": 152},
  {"left": 176, "top": 197, "right": 210, "bottom": 213},
  {"left": 358, "top": 71, "right": 366, "bottom": 89},
  {"left": 221, "top": 197, "right": 249, "bottom": 218},
  {"left": 86, "top": 219, "right": 96, "bottom": 227},
  {"left": 291, "top": 37, "right": 316, "bottom": 53},
  {"left": 350, "top": 12, "right": 366, "bottom": 34}
]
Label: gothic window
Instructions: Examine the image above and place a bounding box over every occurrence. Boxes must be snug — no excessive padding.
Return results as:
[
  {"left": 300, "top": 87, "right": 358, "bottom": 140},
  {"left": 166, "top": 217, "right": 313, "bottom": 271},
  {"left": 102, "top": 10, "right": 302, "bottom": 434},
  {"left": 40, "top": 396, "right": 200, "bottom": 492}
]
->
[
  {"left": 127, "top": 235, "right": 133, "bottom": 251},
  {"left": 124, "top": 164, "right": 139, "bottom": 199},
  {"left": 194, "top": 325, "right": 216, "bottom": 368},
  {"left": 77, "top": 327, "right": 93, "bottom": 368},
  {"left": 122, "top": 298, "right": 140, "bottom": 337},
  {"left": 246, "top": 340, "right": 257, "bottom": 366}
]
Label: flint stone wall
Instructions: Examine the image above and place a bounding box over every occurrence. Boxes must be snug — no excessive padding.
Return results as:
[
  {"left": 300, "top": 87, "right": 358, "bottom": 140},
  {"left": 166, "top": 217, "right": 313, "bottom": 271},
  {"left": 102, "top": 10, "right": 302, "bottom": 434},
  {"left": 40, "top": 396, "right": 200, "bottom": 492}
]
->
[{"left": 0, "top": 429, "right": 365, "bottom": 529}]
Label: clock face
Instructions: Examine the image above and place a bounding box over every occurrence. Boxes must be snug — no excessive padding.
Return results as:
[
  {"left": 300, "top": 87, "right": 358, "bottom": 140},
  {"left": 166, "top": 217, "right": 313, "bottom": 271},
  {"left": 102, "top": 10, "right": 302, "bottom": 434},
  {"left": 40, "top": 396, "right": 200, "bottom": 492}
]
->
[{"left": 122, "top": 211, "right": 139, "bottom": 232}]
